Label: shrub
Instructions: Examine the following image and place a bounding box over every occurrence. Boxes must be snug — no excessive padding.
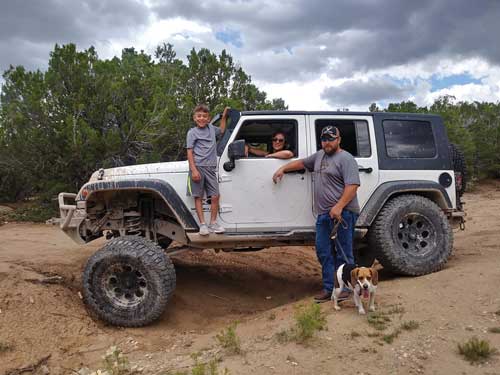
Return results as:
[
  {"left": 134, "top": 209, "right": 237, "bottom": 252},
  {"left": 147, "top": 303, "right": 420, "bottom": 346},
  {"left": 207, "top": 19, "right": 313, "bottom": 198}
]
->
[
  {"left": 457, "top": 337, "right": 497, "bottom": 364},
  {"left": 292, "top": 303, "right": 327, "bottom": 343},
  {"left": 215, "top": 323, "right": 241, "bottom": 355}
]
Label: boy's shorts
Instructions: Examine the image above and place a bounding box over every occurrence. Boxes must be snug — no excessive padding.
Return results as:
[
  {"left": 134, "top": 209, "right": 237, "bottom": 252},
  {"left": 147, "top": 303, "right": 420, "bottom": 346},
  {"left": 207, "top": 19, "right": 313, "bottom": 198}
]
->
[{"left": 187, "top": 166, "right": 219, "bottom": 198}]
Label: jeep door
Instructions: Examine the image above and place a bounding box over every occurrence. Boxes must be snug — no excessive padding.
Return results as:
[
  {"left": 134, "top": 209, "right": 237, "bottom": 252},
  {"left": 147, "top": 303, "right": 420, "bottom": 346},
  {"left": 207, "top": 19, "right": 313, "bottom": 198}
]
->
[
  {"left": 308, "top": 114, "right": 379, "bottom": 211},
  {"left": 218, "top": 115, "right": 315, "bottom": 232}
]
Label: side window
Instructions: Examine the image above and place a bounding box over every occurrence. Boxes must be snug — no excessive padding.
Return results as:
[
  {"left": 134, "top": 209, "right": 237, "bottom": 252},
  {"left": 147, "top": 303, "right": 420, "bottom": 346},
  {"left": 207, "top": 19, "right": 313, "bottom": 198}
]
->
[
  {"left": 314, "top": 119, "right": 371, "bottom": 157},
  {"left": 383, "top": 120, "right": 436, "bottom": 158},
  {"left": 234, "top": 119, "right": 298, "bottom": 158}
]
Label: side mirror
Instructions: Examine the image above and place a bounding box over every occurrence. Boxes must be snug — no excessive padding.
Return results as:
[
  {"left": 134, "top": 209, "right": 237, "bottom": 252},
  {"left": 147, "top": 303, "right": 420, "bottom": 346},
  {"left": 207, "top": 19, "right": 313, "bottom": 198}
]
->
[{"left": 223, "top": 140, "right": 246, "bottom": 171}]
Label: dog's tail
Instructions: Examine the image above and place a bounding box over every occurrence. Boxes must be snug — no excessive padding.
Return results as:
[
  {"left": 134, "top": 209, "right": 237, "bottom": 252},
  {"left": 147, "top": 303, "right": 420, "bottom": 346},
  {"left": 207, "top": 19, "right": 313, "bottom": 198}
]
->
[{"left": 371, "top": 259, "right": 384, "bottom": 271}]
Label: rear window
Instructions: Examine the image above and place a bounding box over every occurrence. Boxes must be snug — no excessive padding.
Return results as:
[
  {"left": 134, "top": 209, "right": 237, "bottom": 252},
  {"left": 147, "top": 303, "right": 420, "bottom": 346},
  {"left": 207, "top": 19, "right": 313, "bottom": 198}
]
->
[{"left": 383, "top": 120, "right": 436, "bottom": 158}]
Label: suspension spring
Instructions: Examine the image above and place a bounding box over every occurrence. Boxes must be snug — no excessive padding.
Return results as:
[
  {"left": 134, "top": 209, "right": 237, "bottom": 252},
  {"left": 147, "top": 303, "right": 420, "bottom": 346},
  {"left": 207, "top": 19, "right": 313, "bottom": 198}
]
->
[{"left": 124, "top": 211, "right": 142, "bottom": 235}]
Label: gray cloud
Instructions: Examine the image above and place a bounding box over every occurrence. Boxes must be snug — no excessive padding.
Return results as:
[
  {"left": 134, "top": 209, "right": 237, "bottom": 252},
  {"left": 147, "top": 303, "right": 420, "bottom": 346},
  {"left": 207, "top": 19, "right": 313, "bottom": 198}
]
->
[
  {"left": 151, "top": 0, "right": 500, "bottom": 81},
  {"left": 1, "top": 0, "right": 500, "bottom": 106},
  {"left": 321, "top": 78, "right": 414, "bottom": 107},
  {"left": 0, "top": 0, "right": 150, "bottom": 72}
]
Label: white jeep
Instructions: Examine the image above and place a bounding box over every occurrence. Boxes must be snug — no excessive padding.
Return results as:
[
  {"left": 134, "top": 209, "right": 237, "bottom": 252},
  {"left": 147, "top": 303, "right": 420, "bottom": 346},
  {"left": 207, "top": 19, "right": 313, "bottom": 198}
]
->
[{"left": 59, "top": 109, "right": 466, "bottom": 326}]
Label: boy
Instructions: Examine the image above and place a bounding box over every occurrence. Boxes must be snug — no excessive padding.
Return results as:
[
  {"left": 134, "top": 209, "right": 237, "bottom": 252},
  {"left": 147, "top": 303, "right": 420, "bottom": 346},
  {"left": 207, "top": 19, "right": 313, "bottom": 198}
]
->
[{"left": 186, "top": 105, "right": 229, "bottom": 235}]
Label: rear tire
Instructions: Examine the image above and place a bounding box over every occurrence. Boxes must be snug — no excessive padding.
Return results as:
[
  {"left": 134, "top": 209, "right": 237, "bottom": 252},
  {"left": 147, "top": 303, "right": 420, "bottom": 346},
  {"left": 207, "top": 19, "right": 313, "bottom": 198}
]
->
[
  {"left": 368, "top": 195, "right": 453, "bottom": 276},
  {"left": 82, "top": 236, "right": 176, "bottom": 327}
]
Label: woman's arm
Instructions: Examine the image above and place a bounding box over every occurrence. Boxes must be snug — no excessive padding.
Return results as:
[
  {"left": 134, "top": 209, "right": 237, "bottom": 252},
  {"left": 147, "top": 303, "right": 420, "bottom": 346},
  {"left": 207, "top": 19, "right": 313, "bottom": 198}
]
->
[
  {"left": 247, "top": 146, "right": 269, "bottom": 157},
  {"left": 265, "top": 150, "right": 294, "bottom": 159}
]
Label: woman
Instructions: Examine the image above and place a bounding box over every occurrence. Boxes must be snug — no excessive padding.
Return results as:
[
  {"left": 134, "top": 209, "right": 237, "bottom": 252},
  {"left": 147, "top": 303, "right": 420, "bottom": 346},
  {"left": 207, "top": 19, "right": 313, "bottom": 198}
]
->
[{"left": 246, "top": 131, "right": 294, "bottom": 159}]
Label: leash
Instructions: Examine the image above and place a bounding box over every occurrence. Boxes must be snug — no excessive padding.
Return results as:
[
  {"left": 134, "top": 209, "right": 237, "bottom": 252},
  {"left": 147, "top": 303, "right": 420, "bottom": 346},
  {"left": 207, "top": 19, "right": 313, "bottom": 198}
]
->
[{"left": 330, "top": 217, "right": 352, "bottom": 265}]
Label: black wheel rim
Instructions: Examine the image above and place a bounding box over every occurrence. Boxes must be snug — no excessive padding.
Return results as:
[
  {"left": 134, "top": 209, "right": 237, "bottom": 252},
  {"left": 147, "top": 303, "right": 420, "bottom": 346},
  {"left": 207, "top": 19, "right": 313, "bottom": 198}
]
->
[
  {"left": 101, "top": 263, "right": 149, "bottom": 308},
  {"left": 394, "top": 212, "right": 436, "bottom": 256}
]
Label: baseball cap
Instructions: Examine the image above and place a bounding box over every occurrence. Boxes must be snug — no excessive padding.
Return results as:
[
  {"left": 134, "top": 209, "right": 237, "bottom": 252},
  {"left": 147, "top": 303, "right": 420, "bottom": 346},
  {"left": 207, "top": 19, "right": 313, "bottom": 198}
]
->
[{"left": 320, "top": 126, "right": 339, "bottom": 140}]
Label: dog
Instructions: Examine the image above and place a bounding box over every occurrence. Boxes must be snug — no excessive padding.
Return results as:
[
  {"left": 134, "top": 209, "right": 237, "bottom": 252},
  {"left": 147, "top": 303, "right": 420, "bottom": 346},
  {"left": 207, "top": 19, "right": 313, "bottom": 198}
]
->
[{"left": 332, "top": 260, "right": 381, "bottom": 314}]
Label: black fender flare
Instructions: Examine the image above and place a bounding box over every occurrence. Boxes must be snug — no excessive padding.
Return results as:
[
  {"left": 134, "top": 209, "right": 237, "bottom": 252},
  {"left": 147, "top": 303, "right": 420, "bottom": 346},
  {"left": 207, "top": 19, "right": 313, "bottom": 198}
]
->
[
  {"left": 357, "top": 181, "right": 452, "bottom": 227},
  {"left": 78, "top": 179, "right": 198, "bottom": 231}
]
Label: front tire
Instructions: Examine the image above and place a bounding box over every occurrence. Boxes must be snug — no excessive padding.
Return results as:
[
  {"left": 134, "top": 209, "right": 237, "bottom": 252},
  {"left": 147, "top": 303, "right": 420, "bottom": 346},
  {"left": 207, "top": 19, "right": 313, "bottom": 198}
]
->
[
  {"left": 82, "top": 236, "right": 176, "bottom": 327},
  {"left": 368, "top": 195, "right": 453, "bottom": 276}
]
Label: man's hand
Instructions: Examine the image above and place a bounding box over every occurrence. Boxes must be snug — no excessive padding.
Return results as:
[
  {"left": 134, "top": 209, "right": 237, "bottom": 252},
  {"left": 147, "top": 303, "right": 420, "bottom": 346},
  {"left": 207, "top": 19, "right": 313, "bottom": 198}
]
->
[
  {"left": 272, "top": 167, "right": 285, "bottom": 184},
  {"left": 329, "top": 204, "right": 342, "bottom": 221},
  {"left": 191, "top": 169, "right": 201, "bottom": 182},
  {"left": 222, "top": 106, "right": 230, "bottom": 118}
]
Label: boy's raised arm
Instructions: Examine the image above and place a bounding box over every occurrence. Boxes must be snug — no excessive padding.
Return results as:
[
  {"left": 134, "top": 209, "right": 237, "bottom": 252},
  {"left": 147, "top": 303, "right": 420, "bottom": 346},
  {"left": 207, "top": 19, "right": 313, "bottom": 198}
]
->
[{"left": 219, "top": 107, "right": 230, "bottom": 134}]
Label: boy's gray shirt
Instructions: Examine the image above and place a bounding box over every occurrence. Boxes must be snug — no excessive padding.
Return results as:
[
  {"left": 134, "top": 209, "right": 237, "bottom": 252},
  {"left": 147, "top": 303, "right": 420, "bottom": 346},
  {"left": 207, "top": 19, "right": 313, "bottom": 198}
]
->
[
  {"left": 186, "top": 124, "right": 221, "bottom": 167},
  {"left": 303, "top": 149, "right": 361, "bottom": 215}
]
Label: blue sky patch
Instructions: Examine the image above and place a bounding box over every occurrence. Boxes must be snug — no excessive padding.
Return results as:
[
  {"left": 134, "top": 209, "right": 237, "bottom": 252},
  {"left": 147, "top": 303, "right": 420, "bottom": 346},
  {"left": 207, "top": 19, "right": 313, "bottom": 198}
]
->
[
  {"left": 215, "top": 28, "right": 243, "bottom": 48},
  {"left": 430, "top": 73, "right": 482, "bottom": 92}
]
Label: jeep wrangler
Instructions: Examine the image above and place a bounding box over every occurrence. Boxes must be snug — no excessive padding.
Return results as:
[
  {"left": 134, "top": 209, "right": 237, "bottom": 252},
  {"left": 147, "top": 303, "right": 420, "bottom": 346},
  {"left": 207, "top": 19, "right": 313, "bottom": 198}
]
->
[{"left": 58, "top": 109, "right": 466, "bottom": 326}]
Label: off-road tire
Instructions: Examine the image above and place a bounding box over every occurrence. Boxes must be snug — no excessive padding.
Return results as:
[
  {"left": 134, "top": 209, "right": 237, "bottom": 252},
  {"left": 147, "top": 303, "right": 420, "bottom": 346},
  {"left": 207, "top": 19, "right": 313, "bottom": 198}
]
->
[
  {"left": 449, "top": 143, "right": 467, "bottom": 196},
  {"left": 368, "top": 194, "right": 453, "bottom": 276},
  {"left": 82, "top": 236, "right": 176, "bottom": 327}
]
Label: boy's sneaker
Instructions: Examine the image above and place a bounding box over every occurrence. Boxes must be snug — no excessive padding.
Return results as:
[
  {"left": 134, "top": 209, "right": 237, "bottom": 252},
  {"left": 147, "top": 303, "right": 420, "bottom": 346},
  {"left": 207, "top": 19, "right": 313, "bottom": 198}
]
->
[
  {"left": 209, "top": 222, "right": 225, "bottom": 234},
  {"left": 199, "top": 224, "right": 209, "bottom": 236}
]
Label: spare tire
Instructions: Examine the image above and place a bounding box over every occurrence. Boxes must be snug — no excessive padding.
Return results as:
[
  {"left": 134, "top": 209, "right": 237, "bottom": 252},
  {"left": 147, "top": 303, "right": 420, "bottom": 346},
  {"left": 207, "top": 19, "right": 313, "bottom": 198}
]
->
[{"left": 449, "top": 143, "right": 467, "bottom": 196}]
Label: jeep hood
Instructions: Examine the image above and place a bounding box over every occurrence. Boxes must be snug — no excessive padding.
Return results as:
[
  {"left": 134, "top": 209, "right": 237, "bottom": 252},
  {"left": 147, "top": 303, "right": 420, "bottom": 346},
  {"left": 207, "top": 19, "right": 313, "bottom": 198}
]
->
[{"left": 89, "top": 161, "right": 189, "bottom": 182}]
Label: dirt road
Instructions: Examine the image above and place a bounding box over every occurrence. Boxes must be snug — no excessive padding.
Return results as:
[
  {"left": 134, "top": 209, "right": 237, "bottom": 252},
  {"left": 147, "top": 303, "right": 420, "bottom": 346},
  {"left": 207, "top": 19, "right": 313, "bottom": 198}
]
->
[{"left": 1, "top": 182, "right": 500, "bottom": 374}]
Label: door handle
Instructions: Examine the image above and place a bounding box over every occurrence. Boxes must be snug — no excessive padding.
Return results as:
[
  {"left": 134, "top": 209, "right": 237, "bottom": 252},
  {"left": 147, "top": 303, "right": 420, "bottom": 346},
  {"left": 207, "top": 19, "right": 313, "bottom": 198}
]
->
[{"left": 358, "top": 166, "right": 373, "bottom": 173}]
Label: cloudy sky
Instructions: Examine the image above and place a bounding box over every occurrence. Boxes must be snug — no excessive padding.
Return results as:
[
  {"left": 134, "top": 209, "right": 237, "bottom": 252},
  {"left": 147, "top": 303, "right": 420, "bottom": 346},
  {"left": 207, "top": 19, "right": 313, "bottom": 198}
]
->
[{"left": 1, "top": 0, "right": 500, "bottom": 110}]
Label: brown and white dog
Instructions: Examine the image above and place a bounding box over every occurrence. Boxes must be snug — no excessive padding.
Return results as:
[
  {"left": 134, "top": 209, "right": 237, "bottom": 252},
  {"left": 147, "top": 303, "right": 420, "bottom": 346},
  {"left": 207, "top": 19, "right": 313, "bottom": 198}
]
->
[{"left": 331, "top": 260, "right": 381, "bottom": 314}]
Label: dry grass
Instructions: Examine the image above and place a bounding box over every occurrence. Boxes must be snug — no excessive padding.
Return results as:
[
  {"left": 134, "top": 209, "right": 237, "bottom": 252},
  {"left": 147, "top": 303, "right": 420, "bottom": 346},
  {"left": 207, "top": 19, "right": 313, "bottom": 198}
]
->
[
  {"left": 367, "top": 311, "right": 391, "bottom": 331},
  {"left": 401, "top": 320, "right": 420, "bottom": 331},
  {"left": 457, "top": 337, "right": 497, "bottom": 364},
  {"left": 215, "top": 323, "right": 242, "bottom": 355}
]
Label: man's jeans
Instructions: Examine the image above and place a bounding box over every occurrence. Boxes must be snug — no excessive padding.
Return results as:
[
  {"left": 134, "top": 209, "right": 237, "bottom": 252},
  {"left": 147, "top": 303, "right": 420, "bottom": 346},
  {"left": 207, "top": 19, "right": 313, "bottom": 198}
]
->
[{"left": 315, "top": 210, "right": 358, "bottom": 293}]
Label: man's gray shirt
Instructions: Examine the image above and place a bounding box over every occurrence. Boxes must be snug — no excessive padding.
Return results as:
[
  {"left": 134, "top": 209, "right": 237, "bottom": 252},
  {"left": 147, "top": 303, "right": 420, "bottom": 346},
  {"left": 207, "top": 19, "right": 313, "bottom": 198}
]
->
[
  {"left": 303, "top": 149, "right": 361, "bottom": 215},
  {"left": 186, "top": 124, "right": 221, "bottom": 167}
]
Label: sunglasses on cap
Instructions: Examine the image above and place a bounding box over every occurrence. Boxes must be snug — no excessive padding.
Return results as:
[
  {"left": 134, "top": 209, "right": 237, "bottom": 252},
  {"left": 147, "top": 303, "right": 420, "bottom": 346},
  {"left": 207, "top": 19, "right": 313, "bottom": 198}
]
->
[
  {"left": 272, "top": 138, "right": 285, "bottom": 143},
  {"left": 320, "top": 135, "right": 338, "bottom": 142}
]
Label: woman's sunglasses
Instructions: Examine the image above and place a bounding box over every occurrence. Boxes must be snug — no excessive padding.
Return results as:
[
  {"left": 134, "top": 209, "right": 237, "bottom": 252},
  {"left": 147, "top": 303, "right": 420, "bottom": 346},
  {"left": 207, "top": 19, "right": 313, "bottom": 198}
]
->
[{"left": 272, "top": 138, "right": 285, "bottom": 143}]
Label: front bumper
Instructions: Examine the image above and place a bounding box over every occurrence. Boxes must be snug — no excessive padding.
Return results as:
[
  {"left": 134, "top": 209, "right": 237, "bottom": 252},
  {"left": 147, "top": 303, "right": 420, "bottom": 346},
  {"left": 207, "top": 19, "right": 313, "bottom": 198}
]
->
[{"left": 58, "top": 192, "right": 86, "bottom": 244}]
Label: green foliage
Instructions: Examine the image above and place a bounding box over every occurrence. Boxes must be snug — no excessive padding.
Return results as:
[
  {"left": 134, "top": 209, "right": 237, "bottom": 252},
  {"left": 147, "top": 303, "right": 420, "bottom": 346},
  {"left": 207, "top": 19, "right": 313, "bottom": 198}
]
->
[
  {"left": 0, "top": 43, "right": 287, "bottom": 203},
  {"left": 457, "top": 337, "right": 497, "bottom": 364},
  {"left": 292, "top": 303, "right": 327, "bottom": 343},
  {"left": 274, "top": 303, "right": 327, "bottom": 344},
  {"left": 0, "top": 201, "right": 57, "bottom": 223},
  {"left": 215, "top": 323, "right": 242, "bottom": 355}
]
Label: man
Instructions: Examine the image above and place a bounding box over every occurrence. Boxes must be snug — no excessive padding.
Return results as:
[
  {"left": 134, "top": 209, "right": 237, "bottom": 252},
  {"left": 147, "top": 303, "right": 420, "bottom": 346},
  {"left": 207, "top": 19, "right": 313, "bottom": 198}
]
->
[{"left": 272, "top": 126, "right": 360, "bottom": 303}]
